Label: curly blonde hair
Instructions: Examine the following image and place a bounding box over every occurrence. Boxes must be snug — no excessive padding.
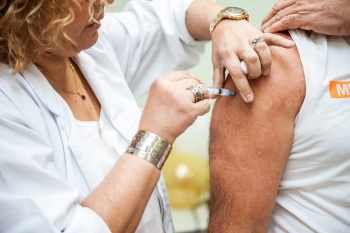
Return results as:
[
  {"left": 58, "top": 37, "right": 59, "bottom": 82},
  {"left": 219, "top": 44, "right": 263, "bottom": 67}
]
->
[{"left": 0, "top": 0, "right": 108, "bottom": 74}]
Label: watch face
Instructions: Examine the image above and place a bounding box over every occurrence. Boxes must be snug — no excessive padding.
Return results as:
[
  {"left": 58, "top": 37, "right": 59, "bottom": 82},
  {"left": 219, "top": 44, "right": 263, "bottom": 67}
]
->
[{"left": 226, "top": 7, "right": 246, "bottom": 16}]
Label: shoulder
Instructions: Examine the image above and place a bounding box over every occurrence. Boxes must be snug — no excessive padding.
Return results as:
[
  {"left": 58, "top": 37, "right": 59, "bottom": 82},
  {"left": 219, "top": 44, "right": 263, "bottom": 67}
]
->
[
  {"left": 210, "top": 31, "right": 306, "bottom": 159},
  {"left": 212, "top": 31, "right": 305, "bottom": 127}
]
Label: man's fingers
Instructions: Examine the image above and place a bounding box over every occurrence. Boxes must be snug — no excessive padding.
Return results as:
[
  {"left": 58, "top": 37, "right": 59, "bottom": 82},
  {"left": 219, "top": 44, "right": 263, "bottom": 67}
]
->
[
  {"left": 261, "top": 0, "right": 297, "bottom": 31},
  {"left": 261, "top": 6, "right": 279, "bottom": 27}
]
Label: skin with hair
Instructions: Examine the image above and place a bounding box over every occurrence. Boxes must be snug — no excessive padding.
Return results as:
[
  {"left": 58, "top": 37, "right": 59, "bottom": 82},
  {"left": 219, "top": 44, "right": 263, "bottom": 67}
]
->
[{"left": 208, "top": 32, "right": 305, "bottom": 232}]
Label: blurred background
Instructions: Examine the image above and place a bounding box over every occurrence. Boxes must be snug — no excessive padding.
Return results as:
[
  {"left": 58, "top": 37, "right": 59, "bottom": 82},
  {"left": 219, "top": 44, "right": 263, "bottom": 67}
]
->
[{"left": 107, "top": 0, "right": 276, "bottom": 232}]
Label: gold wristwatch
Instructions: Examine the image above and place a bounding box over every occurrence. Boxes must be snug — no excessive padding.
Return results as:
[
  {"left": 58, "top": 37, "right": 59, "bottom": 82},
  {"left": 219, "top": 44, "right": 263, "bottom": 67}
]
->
[{"left": 209, "top": 7, "right": 249, "bottom": 35}]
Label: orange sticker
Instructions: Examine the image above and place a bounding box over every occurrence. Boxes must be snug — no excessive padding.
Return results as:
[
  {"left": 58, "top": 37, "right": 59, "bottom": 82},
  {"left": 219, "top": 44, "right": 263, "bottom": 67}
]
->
[{"left": 329, "top": 81, "right": 350, "bottom": 98}]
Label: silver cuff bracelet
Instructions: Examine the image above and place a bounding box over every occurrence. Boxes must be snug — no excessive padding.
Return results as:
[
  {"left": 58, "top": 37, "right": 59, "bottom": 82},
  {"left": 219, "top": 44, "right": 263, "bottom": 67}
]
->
[{"left": 126, "top": 130, "right": 172, "bottom": 170}]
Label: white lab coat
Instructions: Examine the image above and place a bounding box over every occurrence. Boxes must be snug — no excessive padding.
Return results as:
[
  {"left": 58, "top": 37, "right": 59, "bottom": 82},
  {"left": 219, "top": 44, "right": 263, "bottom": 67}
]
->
[{"left": 0, "top": 0, "right": 205, "bottom": 232}]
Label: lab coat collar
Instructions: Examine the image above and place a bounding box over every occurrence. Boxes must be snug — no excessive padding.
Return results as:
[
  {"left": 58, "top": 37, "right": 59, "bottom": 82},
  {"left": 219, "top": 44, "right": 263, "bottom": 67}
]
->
[
  {"left": 20, "top": 64, "right": 64, "bottom": 117},
  {"left": 21, "top": 57, "right": 106, "bottom": 191},
  {"left": 19, "top": 53, "right": 111, "bottom": 121},
  {"left": 20, "top": 52, "right": 141, "bottom": 191}
]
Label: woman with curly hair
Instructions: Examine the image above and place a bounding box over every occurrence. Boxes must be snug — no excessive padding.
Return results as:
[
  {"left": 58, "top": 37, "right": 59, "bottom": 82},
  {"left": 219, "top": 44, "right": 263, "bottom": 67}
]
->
[{"left": 0, "top": 0, "right": 291, "bottom": 232}]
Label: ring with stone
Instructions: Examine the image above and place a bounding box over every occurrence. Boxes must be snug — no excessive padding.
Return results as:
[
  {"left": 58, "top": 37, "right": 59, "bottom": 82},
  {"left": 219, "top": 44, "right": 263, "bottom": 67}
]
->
[{"left": 251, "top": 36, "right": 266, "bottom": 49}]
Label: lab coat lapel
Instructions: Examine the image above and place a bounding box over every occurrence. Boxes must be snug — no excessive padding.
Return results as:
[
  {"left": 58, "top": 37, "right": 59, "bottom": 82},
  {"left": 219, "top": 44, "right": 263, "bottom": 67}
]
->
[
  {"left": 20, "top": 64, "right": 64, "bottom": 116},
  {"left": 21, "top": 64, "right": 105, "bottom": 192}
]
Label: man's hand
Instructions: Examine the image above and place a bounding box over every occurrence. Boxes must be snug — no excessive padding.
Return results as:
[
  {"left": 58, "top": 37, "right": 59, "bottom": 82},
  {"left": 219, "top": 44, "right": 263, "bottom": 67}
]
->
[{"left": 261, "top": 0, "right": 350, "bottom": 36}]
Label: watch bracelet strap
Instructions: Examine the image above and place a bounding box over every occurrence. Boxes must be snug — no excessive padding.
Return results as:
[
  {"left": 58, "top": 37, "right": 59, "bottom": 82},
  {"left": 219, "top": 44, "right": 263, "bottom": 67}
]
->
[
  {"left": 126, "top": 130, "right": 172, "bottom": 170},
  {"left": 209, "top": 7, "right": 249, "bottom": 35},
  {"left": 209, "top": 11, "right": 224, "bottom": 35}
]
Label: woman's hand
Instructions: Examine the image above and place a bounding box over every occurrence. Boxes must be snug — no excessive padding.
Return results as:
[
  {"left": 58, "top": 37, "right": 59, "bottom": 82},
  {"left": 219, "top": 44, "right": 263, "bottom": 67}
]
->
[
  {"left": 211, "top": 19, "right": 294, "bottom": 103},
  {"left": 261, "top": 0, "right": 350, "bottom": 36},
  {"left": 139, "top": 71, "right": 211, "bottom": 144},
  {"left": 185, "top": 0, "right": 295, "bottom": 103}
]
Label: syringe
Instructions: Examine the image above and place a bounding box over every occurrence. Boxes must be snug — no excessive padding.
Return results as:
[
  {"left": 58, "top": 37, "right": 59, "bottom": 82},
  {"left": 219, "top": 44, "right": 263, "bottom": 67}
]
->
[{"left": 207, "top": 86, "right": 235, "bottom": 96}]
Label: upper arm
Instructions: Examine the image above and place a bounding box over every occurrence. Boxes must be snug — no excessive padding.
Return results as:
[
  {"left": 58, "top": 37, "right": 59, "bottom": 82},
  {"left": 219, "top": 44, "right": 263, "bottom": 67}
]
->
[{"left": 208, "top": 32, "right": 305, "bottom": 232}]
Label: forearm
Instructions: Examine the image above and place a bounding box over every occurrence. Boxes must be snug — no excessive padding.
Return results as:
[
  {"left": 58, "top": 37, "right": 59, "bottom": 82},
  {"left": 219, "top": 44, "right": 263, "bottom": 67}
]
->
[
  {"left": 82, "top": 153, "right": 160, "bottom": 233},
  {"left": 185, "top": 0, "right": 223, "bottom": 40}
]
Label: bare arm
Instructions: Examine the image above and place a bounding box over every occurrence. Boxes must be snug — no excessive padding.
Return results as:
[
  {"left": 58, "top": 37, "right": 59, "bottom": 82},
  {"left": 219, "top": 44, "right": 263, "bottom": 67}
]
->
[{"left": 208, "top": 32, "right": 305, "bottom": 232}]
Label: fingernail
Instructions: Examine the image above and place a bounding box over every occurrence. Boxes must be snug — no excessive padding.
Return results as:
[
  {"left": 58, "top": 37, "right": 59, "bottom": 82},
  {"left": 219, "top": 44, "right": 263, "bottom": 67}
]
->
[
  {"left": 284, "top": 40, "right": 295, "bottom": 47},
  {"left": 264, "top": 27, "right": 270, "bottom": 33},
  {"left": 262, "top": 68, "right": 270, "bottom": 76},
  {"left": 244, "top": 94, "right": 254, "bottom": 103}
]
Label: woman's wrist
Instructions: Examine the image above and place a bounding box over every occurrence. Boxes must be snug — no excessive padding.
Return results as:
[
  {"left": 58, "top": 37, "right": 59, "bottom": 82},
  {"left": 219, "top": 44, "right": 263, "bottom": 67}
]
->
[
  {"left": 126, "top": 130, "right": 172, "bottom": 170},
  {"left": 186, "top": 0, "right": 224, "bottom": 40}
]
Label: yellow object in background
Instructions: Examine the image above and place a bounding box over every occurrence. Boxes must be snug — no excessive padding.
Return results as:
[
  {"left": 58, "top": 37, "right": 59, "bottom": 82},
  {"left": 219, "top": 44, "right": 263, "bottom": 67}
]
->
[{"left": 163, "top": 148, "right": 210, "bottom": 209}]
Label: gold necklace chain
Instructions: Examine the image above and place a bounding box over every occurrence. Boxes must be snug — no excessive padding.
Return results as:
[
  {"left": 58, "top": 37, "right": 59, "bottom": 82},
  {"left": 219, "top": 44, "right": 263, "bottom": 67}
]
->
[{"left": 36, "top": 60, "right": 86, "bottom": 100}]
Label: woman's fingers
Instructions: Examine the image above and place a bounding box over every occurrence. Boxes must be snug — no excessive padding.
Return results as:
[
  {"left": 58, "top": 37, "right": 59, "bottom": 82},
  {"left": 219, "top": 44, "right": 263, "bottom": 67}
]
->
[
  {"left": 140, "top": 71, "right": 211, "bottom": 144},
  {"left": 187, "top": 84, "right": 210, "bottom": 103},
  {"left": 252, "top": 40, "right": 272, "bottom": 76},
  {"left": 211, "top": 19, "right": 296, "bottom": 103},
  {"left": 262, "top": 33, "right": 295, "bottom": 48}
]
